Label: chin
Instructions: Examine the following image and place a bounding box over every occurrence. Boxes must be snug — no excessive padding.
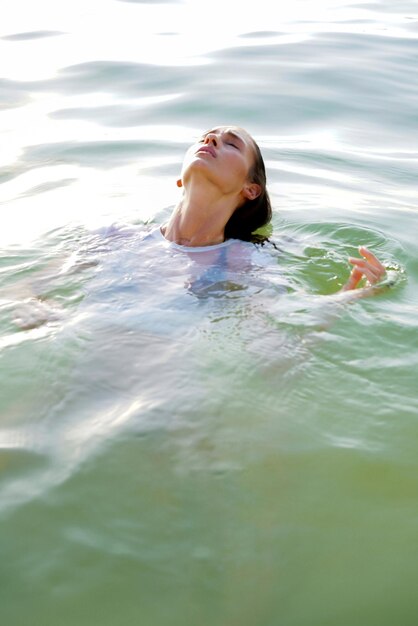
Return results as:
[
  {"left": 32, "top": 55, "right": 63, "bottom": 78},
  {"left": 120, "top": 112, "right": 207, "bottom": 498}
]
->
[{"left": 183, "top": 157, "right": 214, "bottom": 179}]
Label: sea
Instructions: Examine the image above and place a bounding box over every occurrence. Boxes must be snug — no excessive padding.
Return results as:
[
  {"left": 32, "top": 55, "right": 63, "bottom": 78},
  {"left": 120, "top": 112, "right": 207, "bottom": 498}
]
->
[{"left": 1, "top": 1, "right": 418, "bottom": 624}]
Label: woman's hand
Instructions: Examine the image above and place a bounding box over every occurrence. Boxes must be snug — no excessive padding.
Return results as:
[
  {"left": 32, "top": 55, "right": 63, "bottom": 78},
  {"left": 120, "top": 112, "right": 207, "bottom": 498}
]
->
[{"left": 341, "top": 246, "right": 386, "bottom": 291}]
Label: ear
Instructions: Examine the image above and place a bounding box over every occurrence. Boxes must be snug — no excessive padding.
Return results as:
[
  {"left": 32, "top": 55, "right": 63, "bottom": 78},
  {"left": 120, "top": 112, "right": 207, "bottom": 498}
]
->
[
  {"left": 243, "top": 182, "right": 261, "bottom": 201},
  {"left": 176, "top": 179, "right": 183, "bottom": 188}
]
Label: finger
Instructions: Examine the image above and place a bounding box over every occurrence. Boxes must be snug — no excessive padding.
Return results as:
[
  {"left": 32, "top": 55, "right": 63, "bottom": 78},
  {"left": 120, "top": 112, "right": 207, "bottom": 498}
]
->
[
  {"left": 342, "top": 267, "right": 364, "bottom": 291},
  {"left": 349, "top": 261, "right": 381, "bottom": 283},
  {"left": 349, "top": 259, "right": 382, "bottom": 284},
  {"left": 350, "top": 256, "right": 386, "bottom": 282},
  {"left": 358, "top": 246, "right": 386, "bottom": 272},
  {"left": 362, "top": 255, "right": 386, "bottom": 281}
]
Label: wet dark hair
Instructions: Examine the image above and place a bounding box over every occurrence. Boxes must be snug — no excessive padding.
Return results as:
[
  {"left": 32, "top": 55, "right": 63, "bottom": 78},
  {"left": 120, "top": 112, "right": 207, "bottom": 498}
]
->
[{"left": 224, "top": 138, "right": 272, "bottom": 244}]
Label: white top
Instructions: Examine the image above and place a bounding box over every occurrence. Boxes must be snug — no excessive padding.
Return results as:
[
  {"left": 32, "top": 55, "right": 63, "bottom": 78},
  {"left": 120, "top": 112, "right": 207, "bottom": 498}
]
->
[
  {"left": 152, "top": 225, "right": 236, "bottom": 253},
  {"left": 74, "top": 222, "right": 287, "bottom": 337}
]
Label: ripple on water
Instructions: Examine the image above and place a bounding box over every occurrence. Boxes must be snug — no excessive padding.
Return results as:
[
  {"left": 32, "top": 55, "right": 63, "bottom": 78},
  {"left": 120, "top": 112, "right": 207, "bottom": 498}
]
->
[
  {"left": 1, "top": 31, "right": 66, "bottom": 41},
  {"left": 356, "top": 1, "right": 418, "bottom": 13},
  {"left": 20, "top": 139, "right": 183, "bottom": 170}
]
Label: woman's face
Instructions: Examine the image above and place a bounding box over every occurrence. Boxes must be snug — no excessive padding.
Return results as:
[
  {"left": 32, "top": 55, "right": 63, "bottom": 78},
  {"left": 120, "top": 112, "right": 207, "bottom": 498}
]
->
[{"left": 181, "top": 126, "right": 257, "bottom": 196}]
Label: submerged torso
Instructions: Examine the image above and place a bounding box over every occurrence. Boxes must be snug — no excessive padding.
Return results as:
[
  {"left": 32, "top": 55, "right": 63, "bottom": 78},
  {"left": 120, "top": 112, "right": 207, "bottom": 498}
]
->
[{"left": 71, "top": 223, "right": 287, "bottom": 337}]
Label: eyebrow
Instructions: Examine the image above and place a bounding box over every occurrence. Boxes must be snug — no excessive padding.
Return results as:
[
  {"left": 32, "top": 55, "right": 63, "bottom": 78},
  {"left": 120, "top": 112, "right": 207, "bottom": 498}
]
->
[{"left": 225, "top": 130, "right": 246, "bottom": 148}]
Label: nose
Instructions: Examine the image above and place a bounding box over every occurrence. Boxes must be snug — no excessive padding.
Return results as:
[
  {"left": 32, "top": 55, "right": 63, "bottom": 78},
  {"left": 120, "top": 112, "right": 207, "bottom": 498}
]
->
[{"left": 204, "top": 133, "right": 218, "bottom": 147}]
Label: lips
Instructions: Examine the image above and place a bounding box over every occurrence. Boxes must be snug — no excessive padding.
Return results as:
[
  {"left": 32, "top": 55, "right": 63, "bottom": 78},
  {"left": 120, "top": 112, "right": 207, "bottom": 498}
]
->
[{"left": 196, "top": 145, "right": 216, "bottom": 158}]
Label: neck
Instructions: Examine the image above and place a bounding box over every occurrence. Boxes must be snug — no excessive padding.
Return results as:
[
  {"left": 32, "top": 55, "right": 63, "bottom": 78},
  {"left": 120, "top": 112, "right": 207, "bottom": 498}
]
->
[{"left": 162, "top": 179, "right": 238, "bottom": 247}]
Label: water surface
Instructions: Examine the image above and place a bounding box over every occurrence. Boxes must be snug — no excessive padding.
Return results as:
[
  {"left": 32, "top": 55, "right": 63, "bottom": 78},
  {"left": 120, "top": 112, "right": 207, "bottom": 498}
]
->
[{"left": 1, "top": 1, "right": 418, "bottom": 624}]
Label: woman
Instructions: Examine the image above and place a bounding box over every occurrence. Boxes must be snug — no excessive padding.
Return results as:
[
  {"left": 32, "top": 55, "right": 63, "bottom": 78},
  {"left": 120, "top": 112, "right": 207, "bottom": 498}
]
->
[
  {"left": 11, "top": 126, "right": 387, "bottom": 332},
  {"left": 161, "top": 125, "right": 386, "bottom": 291}
]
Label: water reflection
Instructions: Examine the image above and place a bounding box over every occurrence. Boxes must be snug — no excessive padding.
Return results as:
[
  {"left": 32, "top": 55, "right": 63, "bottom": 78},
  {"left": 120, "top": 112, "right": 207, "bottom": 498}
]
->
[
  {"left": 0, "top": 2, "right": 418, "bottom": 623},
  {"left": 118, "top": 0, "right": 181, "bottom": 3},
  {"left": 239, "top": 31, "right": 284, "bottom": 38},
  {"left": 1, "top": 31, "right": 65, "bottom": 41},
  {"left": 22, "top": 139, "right": 183, "bottom": 169}
]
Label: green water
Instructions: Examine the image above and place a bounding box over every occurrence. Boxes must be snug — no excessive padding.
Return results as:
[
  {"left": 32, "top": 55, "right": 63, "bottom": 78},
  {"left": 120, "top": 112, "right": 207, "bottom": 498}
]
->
[{"left": 1, "top": 0, "right": 418, "bottom": 624}]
